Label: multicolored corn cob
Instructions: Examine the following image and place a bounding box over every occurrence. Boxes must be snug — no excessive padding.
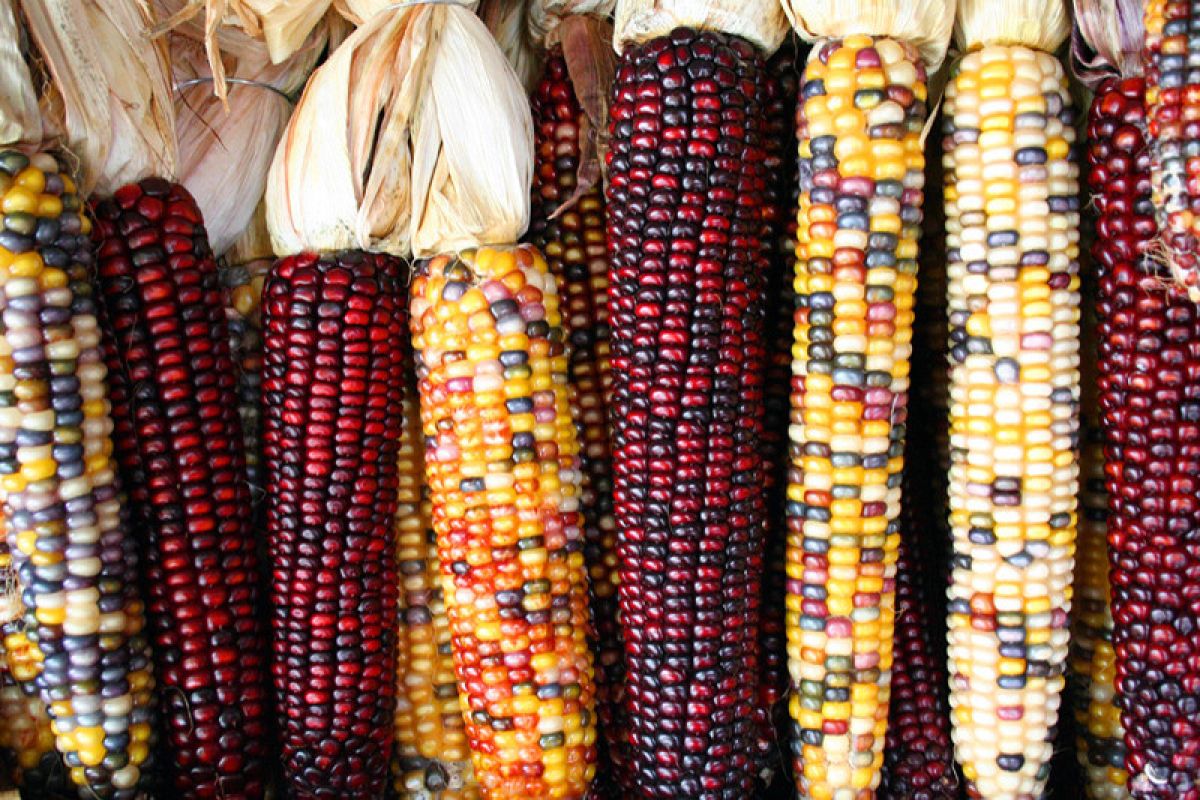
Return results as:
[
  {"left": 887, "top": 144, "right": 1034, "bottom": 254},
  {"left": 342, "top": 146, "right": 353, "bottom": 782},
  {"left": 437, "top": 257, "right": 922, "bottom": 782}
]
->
[
  {"left": 220, "top": 258, "right": 270, "bottom": 500},
  {"left": 758, "top": 40, "right": 800, "bottom": 752},
  {"left": 1069, "top": 428, "right": 1128, "bottom": 800},
  {"left": 527, "top": 46, "right": 624, "bottom": 792},
  {"left": 1091, "top": 72, "right": 1200, "bottom": 800},
  {"left": 607, "top": 27, "right": 770, "bottom": 798},
  {"left": 392, "top": 386, "right": 479, "bottom": 799},
  {"left": 91, "top": 178, "right": 270, "bottom": 798},
  {"left": 943, "top": 37, "right": 1082, "bottom": 799},
  {"left": 0, "top": 149, "right": 155, "bottom": 799},
  {"left": 0, "top": 634, "right": 68, "bottom": 798},
  {"left": 786, "top": 34, "right": 927, "bottom": 798},
  {"left": 261, "top": 250, "right": 406, "bottom": 798},
  {"left": 1144, "top": 0, "right": 1200, "bottom": 302},
  {"left": 879, "top": 489, "right": 957, "bottom": 800},
  {"left": 409, "top": 244, "right": 597, "bottom": 800}
]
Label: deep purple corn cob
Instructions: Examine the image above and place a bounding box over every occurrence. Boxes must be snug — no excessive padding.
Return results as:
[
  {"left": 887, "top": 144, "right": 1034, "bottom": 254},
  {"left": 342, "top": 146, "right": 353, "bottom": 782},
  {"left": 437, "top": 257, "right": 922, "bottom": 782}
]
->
[
  {"left": 1091, "top": 74, "right": 1200, "bottom": 800},
  {"left": 606, "top": 26, "right": 771, "bottom": 799},
  {"left": 261, "top": 251, "right": 405, "bottom": 799},
  {"left": 91, "top": 178, "right": 269, "bottom": 798},
  {"left": 527, "top": 47, "right": 625, "bottom": 794}
]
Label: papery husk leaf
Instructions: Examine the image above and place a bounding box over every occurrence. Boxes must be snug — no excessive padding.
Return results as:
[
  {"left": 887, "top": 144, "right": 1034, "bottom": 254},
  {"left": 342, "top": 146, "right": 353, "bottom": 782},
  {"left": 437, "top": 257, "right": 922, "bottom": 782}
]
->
[
  {"left": 1070, "top": 0, "right": 1142, "bottom": 88},
  {"left": 528, "top": 0, "right": 615, "bottom": 47},
  {"left": 479, "top": 0, "right": 542, "bottom": 93},
  {"left": 555, "top": 13, "right": 615, "bottom": 211},
  {"left": 227, "top": 199, "right": 275, "bottom": 263},
  {"left": 336, "top": 0, "right": 478, "bottom": 25},
  {"left": 956, "top": 0, "right": 1070, "bottom": 54},
  {"left": 266, "top": 3, "right": 533, "bottom": 257},
  {"left": 613, "top": 0, "right": 789, "bottom": 55},
  {"left": 781, "top": 0, "right": 954, "bottom": 71},
  {"left": 0, "top": 0, "right": 42, "bottom": 148},
  {"left": 23, "top": 0, "right": 176, "bottom": 196}
]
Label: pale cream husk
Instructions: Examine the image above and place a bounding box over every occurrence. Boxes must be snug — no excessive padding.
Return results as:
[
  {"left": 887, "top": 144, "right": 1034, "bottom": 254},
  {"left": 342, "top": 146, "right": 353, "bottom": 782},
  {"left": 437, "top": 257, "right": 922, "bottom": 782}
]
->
[
  {"left": 479, "top": 0, "right": 543, "bottom": 93},
  {"left": 335, "top": 0, "right": 478, "bottom": 25},
  {"left": 613, "top": 0, "right": 789, "bottom": 55},
  {"left": 22, "top": 0, "right": 176, "bottom": 197},
  {"left": 155, "top": 0, "right": 335, "bottom": 64},
  {"left": 0, "top": 0, "right": 42, "bottom": 148},
  {"left": 228, "top": 199, "right": 274, "bottom": 263},
  {"left": 266, "top": 3, "right": 533, "bottom": 258},
  {"left": 956, "top": 0, "right": 1070, "bottom": 53},
  {"left": 781, "top": 0, "right": 955, "bottom": 72},
  {"left": 171, "top": 16, "right": 329, "bottom": 255},
  {"left": 528, "top": 0, "right": 616, "bottom": 47}
]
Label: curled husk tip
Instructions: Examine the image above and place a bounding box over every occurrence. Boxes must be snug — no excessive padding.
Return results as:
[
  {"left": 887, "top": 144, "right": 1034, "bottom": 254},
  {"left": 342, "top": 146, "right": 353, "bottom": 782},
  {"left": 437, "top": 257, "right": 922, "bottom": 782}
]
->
[
  {"left": 1070, "top": 0, "right": 1144, "bottom": 88},
  {"left": 528, "top": 0, "right": 616, "bottom": 47},
  {"left": 613, "top": 0, "right": 789, "bottom": 56}
]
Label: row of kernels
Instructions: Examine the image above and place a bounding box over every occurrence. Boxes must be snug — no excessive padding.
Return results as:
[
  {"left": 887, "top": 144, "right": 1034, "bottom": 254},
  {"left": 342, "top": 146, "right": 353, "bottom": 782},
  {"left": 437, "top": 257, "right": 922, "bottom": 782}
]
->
[{"left": 220, "top": 257, "right": 270, "bottom": 499}]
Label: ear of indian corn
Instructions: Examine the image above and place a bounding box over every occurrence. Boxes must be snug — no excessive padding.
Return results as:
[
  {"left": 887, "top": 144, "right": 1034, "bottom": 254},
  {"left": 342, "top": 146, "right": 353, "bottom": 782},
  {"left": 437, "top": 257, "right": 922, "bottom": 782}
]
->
[
  {"left": 527, "top": 46, "right": 625, "bottom": 794},
  {"left": 879, "top": 485, "right": 958, "bottom": 800},
  {"left": 392, "top": 384, "right": 479, "bottom": 799},
  {"left": 786, "top": 34, "right": 927, "bottom": 798},
  {"left": 943, "top": 31, "right": 1082, "bottom": 800},
  {"left": 1143, "top": 0, "right": 1200, "bottom": 303},
  {"left": 0, "top": 149, "right": 156, "bottom": 799},
  {"left": 758, "top": 40, "right": 801, "bottom": 759},
  {"left": 607, "top": 27, "right": 771, "bottom": 798},
  {"left": 221, "top": 258, "right": 270, "bottom": 502},
  {"left": 1090, "top": 70, "right": 1200, "bottom": 800},
  {"left": 91, "top": 178, "right": 271, "bottom": 798},
  {"left": 1069, "top": 427, "right": 1128, "bottom": 800},
  {"left": 260, "top": 250, "right": 405, "bottom": 798},
  {"left": 409, "top": 244, "right": 597, "bottom": 800}
]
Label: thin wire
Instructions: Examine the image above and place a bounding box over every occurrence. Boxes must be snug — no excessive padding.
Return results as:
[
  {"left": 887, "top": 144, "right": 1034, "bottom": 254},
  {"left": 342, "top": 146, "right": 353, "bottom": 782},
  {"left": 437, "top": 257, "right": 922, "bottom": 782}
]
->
[{"left": 173, "top": 76, "right": 293, "bottom": 103}]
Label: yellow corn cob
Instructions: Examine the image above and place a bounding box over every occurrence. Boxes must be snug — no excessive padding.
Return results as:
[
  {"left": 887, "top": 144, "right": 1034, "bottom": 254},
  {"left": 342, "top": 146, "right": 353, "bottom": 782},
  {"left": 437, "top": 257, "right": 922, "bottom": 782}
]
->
[
  {"left": 1069, "top": 432, "right": 1129, "bottom": 800},
  {"left": 787, "top": 34, "right": 927, "bottom": 798},
  {"left": 393, "top": 386, "right": 479, "bottom": 799},
  {"left": 409, "top": 244, "right": 597, "bottom": 800},
  {"left": 943, "top": 35, "right": 1081, "bottom": 799}
]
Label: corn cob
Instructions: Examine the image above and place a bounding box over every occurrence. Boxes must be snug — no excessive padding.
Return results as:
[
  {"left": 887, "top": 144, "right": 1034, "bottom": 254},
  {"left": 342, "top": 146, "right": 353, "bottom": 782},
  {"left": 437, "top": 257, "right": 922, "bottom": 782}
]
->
[
  {"left": 91, "top": 177, "right": 270, "bottom": 798},
  {"left": 1069, "top": 428, "right": 1128, "bottom": 800},
  {"left": 786, "top": 34, "right": 928, "bottom": 798},
  {"left": 0, "top": 149, "right": 155, "bottom": 799},
  {"left": 409, "top": 244, "right": 597, "bottom": 800},
  {"left": 607, "top": 26, "right": 771, "bottom": 798},
  {"left": 1144, "top": 0, "right": 1200, "bottom": 303},
  {"left": 220, "top": 258, "right": 270, "bottom": 501},
  {"left": 879, "top": 489, "right": 957, "bottom": 800},
  {"left": 942, "top": 7, "right": 1081, "bottom": 795},
  {"left": 1089, "top": 71, "right": 1200, "bottom": 800},
  {"left": 392, "top": 385, "right": 479, "bottom": 799},
  {"left": 527, "top": 46, "right": 625, "bottom": 792},
  {"left": 261, "top": 250, "right": 405, "bottom": 798},
  {"left": 759, "top": 39, "right": 800, "bottom": 746},
  {"left": 0, "top": 627, "right": 68, "bottom": 798}
]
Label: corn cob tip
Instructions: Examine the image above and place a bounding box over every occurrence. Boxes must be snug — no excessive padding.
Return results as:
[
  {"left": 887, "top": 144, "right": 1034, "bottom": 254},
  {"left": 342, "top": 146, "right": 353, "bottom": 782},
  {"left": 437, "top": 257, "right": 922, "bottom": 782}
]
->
[
  {"left": 955, "top": 0, "right": 1071, "bottom": 54},
  {"left": 780, "top": 0, "right": 956, "bottom": 71}
]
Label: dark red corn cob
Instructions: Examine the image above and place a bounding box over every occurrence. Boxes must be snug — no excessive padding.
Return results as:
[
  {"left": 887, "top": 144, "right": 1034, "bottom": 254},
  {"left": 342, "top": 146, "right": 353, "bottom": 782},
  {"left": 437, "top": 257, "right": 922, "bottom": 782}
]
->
[
  {"left": 1091, "top": 74, "right": 1200, "bottom": 800},
  {"left": 606, "top": 26, "right": 770, "bottom": 799},
  {"left": 91, "top": 178, "right": 270, "bottom": 798},
  {"left": 527, "top": 47, "right": 626, "bottom": 795},
  {"left": 260, "top": 251, "right": 405, "bottom": 799},
  {"left": 757, "top": 40, "right": 800, "bottom": 765},
  {"left": 879, "top": 484, "right": 957, "bottom": 800}
]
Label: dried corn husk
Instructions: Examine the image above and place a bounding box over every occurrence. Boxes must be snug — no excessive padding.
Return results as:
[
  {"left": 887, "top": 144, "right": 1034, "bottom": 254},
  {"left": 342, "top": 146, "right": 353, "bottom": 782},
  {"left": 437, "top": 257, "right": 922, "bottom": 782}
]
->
[
  {"left": 266, "top": 1, "right": 533, "bottom": 257},
  {"left": 0, "top": 1, "right": 42, "bottom": 149},
  {"left": 956, "top": 0, "right": 1070, "bottom": 53},
  {"left": 22, "top": 0, "right": 176, "bottom": 196},
  {"left": 154, "top": 0, "right": 335, "bottom": 69},
  {"left": 528, "top": 0, "right": 614, "bottom": 46},
  {"left": 1071, "top": 0, "right": 1142, "bottom": 87},
  {"left": 613, "top": 0, "right": 789, "bottom": 55},
  {"left": 229, "top": 199, "right": 274, "bottom": 263},
  {"left": 171, "top": 16, "right": 329, "bottom": 254},
  {"left": 528, "top": 2, "right": 616, "bottom": 208},
  {"left": 478, "top": 0, "right": 542, "bottom": 92},
  {"left": 780, "top": 0, "right": 955, "bottom": 72}
]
